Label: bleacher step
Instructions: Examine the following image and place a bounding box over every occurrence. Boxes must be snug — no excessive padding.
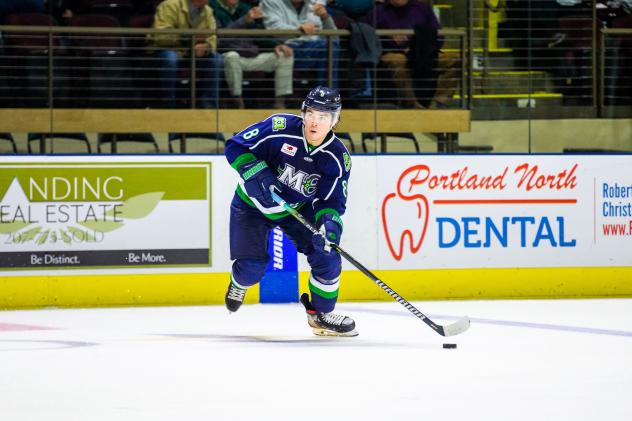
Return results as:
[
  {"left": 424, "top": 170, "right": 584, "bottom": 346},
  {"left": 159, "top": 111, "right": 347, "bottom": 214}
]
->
[
  {"left": 472, "top": 71, "right": 552, "bottom": 95},
  {"left": 453, "top": 92, "right": 564, "bottom": 109}
]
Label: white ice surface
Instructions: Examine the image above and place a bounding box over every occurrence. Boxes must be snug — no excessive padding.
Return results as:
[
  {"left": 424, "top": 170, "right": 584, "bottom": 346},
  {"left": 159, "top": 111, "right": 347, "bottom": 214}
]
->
[{"left": 1, "top": 299, "right": 631, "bottom": 421}]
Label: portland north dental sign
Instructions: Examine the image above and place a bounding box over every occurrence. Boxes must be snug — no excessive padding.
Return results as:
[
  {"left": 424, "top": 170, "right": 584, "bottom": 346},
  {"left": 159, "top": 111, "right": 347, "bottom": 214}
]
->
[
  {"left": 0, "top": 160, "right": 212, "bottom": 269},
  {"left": 378, "top": 155, "right": 632, "bottom": 270}
]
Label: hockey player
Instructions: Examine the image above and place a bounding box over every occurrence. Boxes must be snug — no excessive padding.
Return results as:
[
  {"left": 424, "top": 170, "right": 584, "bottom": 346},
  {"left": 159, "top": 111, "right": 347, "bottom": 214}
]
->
[{"left": 224, "top": 86, "right": 357, "bottom": 337}]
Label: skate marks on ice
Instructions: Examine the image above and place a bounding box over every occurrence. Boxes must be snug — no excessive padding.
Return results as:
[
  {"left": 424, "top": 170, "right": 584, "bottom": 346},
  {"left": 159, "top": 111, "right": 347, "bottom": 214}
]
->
[
  {"left": 0, "top": 322, "right": 97, "bottom": 352},
  {"left": 0, "top": 339, "right": 98, "bottom": 352},
  {"left": 0, "top": 322, "right": 58, "bottom": 332}
]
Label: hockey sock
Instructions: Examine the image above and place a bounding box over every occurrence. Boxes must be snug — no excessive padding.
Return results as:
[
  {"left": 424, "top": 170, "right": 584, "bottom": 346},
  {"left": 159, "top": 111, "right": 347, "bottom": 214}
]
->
[{"left": 308, "top": 273, "right": 339, "bottom": 313}]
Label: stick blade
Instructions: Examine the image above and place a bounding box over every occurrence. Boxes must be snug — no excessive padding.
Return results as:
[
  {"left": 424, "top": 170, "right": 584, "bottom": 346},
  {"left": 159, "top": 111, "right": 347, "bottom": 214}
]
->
[{"left": 440, "top": 316, "right": 471, "bottom": 337}]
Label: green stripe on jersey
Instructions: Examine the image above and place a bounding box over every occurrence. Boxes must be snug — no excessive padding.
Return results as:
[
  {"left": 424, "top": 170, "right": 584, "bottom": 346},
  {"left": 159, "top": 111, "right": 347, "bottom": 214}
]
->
[
  {"left": 241, "top": 161, "right": 268, "bottom": 180},
  {"left": 315, "top": 208, "right": 343, "bottom": 226},
  {"left": 231, "top": 153, "right": 257, "bottom": 172}
]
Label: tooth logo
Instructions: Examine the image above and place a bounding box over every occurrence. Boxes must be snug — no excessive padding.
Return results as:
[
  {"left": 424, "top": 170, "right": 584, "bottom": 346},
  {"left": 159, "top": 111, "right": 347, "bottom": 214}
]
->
[{"left": 381, "top": 165, "right": 430, "bottom": 261}]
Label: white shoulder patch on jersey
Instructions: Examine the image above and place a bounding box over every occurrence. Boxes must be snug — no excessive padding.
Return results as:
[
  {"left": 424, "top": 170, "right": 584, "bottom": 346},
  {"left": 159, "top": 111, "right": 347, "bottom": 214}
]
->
[{"left": 281, "top": 143, "right": 298, "bottom": 156}]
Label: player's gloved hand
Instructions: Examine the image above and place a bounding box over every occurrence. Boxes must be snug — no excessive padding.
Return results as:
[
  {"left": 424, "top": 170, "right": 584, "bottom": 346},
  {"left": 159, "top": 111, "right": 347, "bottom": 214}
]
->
[
  {"left": 239, "top": 160, "right": 281, "bottom": 208},
  {"left": 312, "top": 214, "right": 342, "bottom": 254}
]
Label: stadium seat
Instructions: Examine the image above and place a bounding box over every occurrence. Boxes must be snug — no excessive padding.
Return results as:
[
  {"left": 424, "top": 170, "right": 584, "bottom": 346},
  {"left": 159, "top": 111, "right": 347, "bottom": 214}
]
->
[
  {"left": 3, "top": 14, "right": 65, "bottom": 107},
  {"left": 135, "top": 0, "right": 163, "bottom": 15},
  {"left": 0, "top": 133, "right": 18, "bottom": 154},
  {"left": 361, "top": 132, "right": 419, "bottom": 153},
  {"left": 97, "top": 133, "right": 159, "bottom": 153},
  {"left": 27, "top": 133, "right": 92, "bottom": 154},
  {"left": 606, "top": 15, "right": 632, "bottom": 105},
  {"left": 4, "top": 13, "right": 58, "bottom": 53},
  {"left": 77, "top": 0, "right": 135, "bottom": 26},
  {"left": 557, "top": 15, "right": 594, "bottom": 105},
  {"left": 67, "top": 14, "right": 137, "bottom": 107},
  {"left": 127, "top": 14, "right": 157, "bottom": 108},
  {"left": 168, "top": 133, "right": 226, "bottom": 153}
]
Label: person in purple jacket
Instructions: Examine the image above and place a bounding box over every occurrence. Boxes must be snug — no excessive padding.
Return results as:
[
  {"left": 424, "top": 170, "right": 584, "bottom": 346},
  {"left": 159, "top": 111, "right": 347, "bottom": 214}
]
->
[
  {"left": 363, "top": 0, "right": 458, "bottom": 109},
  {"left": 223, "top": 86, "right": 358, "bottom": 337}
]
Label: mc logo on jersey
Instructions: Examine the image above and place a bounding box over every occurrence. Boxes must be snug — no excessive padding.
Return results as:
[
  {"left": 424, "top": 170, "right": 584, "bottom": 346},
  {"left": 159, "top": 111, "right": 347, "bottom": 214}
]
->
[{"left": 278, "top": 163, "right": 320, "bottom": 196}]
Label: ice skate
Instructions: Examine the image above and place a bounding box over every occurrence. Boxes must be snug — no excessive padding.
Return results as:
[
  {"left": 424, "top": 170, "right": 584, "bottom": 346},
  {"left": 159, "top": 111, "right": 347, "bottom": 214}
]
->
[
  {"left": 300, "top": 293, "right": 358, "bottom": 337},
  {"left": 225, "top": 279, "right": 247, "bottom": 313}
]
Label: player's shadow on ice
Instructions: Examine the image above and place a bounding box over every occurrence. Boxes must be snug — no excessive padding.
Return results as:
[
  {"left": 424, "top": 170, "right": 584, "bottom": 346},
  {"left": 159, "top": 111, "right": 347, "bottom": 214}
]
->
[{"left": 154, "top": 333, "right": 429, "bottom": 348}]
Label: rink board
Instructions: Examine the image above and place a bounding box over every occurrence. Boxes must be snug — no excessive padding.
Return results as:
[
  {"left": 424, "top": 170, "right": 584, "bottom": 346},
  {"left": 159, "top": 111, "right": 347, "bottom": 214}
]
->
[
  {"left": 1, "top": 155, "right": 631, "bottom": 308},
  {"left": 1, "top": 267, "right": 631, "bottom": 308}
]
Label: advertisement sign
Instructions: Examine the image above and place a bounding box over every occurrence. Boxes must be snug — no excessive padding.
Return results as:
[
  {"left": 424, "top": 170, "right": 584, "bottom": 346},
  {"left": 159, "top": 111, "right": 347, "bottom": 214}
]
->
[
  {"left": 0, "top": 161, "right": 212, "bottom": 269},
  {"left": 378, "top": 156, "right": 632, "bottom": 269},
  {"left": 1, "top": 155, "right": 629, "bottom": 274}
]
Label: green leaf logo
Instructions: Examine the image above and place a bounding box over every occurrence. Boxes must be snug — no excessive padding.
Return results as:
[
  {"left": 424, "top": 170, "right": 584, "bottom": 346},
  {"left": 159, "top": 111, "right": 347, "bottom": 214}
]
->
[
  {"left": 0, "top": 221, "right": 31, "bottom": 234},
  {"left": 59, "top": 229, "right": 71, "bottom": 244},
  {"left": 78, "top": 219, "right": 124, "bottom": 233},
  {"left": 16, "top": 226, "right": 42, "bottom": 243},
  {"left": 106, "top": 192, "right": 164, "bottom": 219},
  {"left": 36, "top": 229, "right": 49, "bottom": 245},
  {"left": 1, "top": 191, "right": 166, "bottom": 245}
]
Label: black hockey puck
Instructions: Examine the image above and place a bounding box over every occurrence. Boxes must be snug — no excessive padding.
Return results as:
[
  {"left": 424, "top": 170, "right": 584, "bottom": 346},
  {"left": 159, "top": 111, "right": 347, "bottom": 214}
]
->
[{"left": 443, "top": 343, "right": 457, "bottom": 349}]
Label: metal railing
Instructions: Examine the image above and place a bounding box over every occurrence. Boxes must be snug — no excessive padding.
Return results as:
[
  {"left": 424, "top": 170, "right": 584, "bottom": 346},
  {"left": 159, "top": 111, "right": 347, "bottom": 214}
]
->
[
  {"left": 459, "top": 0, "right": 632, "bottom": 118},
  {"left": 600, "top": 27, "right": 632, "bottom": 112},
  {"left": 0, "top": 25, "right": 467, "bottom": 110}
]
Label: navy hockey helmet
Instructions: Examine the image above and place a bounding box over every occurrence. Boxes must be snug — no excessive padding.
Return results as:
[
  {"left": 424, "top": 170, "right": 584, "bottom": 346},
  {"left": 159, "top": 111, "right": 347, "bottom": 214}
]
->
[{"left": 301, "top": 86, "right": 342, "bottom": 126}]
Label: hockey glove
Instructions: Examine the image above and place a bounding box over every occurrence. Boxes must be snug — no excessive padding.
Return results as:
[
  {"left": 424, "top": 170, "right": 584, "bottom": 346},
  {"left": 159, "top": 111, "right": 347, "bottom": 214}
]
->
[
  {"left": 312, "top": 213, "right": 342, "bottom": 254},
  {"left": 239, "top": 160, "right": 280, "bottom": 208}
]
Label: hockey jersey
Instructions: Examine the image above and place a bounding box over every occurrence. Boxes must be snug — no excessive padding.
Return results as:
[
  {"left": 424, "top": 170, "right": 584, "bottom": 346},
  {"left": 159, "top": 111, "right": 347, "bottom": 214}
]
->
[{"left": 225, "top": 113, "right": 352, "bottom": 222}]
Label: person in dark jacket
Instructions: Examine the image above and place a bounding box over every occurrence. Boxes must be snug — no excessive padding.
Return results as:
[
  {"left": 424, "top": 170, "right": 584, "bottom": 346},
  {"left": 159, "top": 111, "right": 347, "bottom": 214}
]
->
[{"left": 326, "top": 0, "right": 373, "bottom": 19}]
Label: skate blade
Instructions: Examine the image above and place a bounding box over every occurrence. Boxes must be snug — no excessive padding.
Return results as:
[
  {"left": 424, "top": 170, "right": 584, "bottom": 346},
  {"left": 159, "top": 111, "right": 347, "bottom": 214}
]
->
[{"left": 311, "top": 327, "right": 359, "bottom": 337}]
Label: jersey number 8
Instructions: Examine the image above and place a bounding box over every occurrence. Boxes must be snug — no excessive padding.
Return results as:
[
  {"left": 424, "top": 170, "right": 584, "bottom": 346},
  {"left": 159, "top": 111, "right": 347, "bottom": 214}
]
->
[{"left": 242, "top": 128, "right": 260, "bottom": 140}]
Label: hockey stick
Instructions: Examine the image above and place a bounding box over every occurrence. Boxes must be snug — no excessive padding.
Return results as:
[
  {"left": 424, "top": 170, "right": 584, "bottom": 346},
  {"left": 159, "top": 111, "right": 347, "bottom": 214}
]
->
[{"left": 270, "top": 190, "right": 470, "bottom": 337}]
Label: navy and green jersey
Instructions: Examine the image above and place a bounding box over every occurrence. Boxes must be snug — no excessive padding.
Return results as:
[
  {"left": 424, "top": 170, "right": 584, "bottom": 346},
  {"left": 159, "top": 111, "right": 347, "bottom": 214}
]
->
[{"left": 225, "top": 113, "right": 352, "bottom": 222}]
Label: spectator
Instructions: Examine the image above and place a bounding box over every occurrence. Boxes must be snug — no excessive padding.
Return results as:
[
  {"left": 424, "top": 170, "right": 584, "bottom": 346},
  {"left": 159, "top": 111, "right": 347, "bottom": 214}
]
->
[
  {"left": 363, "top": 0, "right": 459, "bottom": 109},
  {"left": 1, "top": 0, "right": 44, "bottom": 23},
  {"left": 325, "top": 0, "right": 373, "bottom": 19},
  {"left": 210, "top": 0, "right": 294, "bottom": 108},
  {"left": 618, "top": 0, "right": 632, "bottom": 14},
  {"left": 46, "top": 0, "right": 77, "bottom": 24},
  {"left": 148, "top": 0, "right": 221, "bottom": 108},
  {"left": 556, "top": 0, "right": 583, "bottom": 7},
  {"left": 261, "top": 0, "right": 340, "bottom": 89}
]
